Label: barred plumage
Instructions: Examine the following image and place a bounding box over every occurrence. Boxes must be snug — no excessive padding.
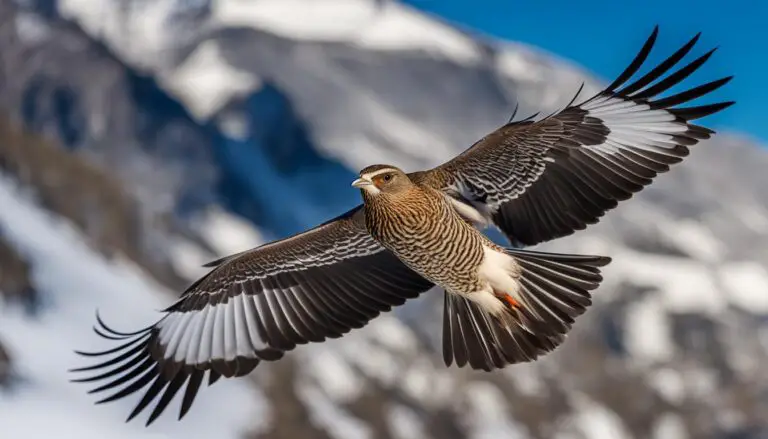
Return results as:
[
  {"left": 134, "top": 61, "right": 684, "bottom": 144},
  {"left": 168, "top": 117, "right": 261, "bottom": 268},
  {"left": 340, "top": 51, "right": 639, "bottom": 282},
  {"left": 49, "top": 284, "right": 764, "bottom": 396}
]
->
[
  {"left": 354, "top": 165, "right": 610, "bottom": 371},
  {"left": 361, "top": 173, "right": 486, "bottom": 294},
  {"left": 71, "top": 26, "right": 733, "bottom": 426}
]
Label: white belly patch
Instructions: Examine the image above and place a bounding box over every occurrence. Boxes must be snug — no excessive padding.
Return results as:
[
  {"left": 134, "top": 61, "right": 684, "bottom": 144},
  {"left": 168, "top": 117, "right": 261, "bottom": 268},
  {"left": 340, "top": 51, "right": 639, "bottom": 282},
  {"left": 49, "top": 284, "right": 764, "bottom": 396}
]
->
[{"left": 467, "top": 246, "right": 522, "bottom": 315}]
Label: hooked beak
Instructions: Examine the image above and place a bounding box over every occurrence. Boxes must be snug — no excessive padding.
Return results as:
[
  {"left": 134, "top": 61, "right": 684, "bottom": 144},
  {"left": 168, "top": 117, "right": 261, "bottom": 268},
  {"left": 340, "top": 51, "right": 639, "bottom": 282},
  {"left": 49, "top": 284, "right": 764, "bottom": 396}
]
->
[{"left": 351, "top": 177, "right": 372, "bottom": 189}]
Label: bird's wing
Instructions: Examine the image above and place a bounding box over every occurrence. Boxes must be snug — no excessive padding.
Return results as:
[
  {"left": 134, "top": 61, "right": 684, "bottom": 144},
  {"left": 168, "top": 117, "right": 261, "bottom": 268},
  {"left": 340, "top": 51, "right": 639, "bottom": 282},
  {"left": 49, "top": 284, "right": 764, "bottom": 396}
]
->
[
  {"left": 71, "top": 206, "right": 433, "bottom": 425},
  {"left": 418, "top": 26, "right": 733, "bottom": 246}
]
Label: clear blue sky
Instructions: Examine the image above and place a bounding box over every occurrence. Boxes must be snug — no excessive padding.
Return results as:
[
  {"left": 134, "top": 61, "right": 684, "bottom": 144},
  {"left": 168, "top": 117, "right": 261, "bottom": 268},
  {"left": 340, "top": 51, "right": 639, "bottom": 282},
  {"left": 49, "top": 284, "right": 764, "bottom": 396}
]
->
[{"left": 405, "top": 0, "right": 767, "bottom": 144}]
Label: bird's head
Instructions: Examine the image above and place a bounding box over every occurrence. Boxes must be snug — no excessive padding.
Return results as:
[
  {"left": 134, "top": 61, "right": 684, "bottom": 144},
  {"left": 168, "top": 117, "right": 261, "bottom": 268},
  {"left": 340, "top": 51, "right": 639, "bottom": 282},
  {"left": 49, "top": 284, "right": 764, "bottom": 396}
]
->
[{"left": 352, "top": 165, "right": 411, "bottom": 197}]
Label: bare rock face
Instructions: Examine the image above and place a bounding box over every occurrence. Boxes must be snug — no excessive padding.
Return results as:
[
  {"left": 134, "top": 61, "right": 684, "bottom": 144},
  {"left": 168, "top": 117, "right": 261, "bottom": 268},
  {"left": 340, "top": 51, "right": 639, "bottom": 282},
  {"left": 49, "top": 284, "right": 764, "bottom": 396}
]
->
[
  {"left": 0, "top": 230, "right": 37, "bottom": 314},
  {"left": 0, "top": 339, "right": 11, "bottom": 388}
]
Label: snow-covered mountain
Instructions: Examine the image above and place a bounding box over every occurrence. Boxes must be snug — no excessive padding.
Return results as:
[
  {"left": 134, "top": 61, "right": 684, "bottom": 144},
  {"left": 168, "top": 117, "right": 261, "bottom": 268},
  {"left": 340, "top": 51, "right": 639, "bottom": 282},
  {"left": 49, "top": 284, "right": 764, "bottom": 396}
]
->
[{"left": 1, "top": 0, "right": 766, "bottom": 438}]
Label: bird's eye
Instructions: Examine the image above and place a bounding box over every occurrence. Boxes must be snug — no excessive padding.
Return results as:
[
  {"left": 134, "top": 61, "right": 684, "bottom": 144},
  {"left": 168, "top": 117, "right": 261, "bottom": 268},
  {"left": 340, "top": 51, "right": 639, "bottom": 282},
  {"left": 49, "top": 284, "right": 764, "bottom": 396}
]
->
[{"left": 383, "top": 174, "right": 392, "bottom": 182}]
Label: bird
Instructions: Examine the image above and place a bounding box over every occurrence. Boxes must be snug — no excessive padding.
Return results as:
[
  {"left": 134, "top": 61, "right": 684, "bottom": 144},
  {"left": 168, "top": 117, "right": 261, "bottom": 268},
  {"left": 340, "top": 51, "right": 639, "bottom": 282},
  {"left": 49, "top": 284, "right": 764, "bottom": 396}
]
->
[{"left": 71, "top": 26, "right": 733, "bottom": 426}]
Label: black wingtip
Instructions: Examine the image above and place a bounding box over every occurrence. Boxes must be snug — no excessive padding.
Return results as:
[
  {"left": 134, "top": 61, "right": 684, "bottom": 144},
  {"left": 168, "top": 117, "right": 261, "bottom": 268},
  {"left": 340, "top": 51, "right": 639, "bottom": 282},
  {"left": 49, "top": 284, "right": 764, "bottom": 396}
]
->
[
  {"left": 88, "top": 386, "right": 107, "bottom": 395},
  {"left": 691, "top": 31, "right": 702, "bottom": 44},
  {"left": 594, "top": 255, "right": 613, "bottom": 267},
  {"left": 72, "top": 349, "right": 109, "bottom": 358},
  {"left": 651, "top": 25, "right": 661, "bottom": 40},
  {"left": 520, "top": 111, "right": 540, "bottom": 123},
  {"left": 95, "top": 310, "right": 149, "bottom": 337},
  {"left": 202, "top": 255, "right": 229, "bottom": 267},
  {"left": 618, "top": 30, "right": 706, "bottom": 97},
  {"left": 605, "top": 24, "right": 660, "bottom": 92},
  {"left": 651, "top": 75, "right": 734, "bottom": 109},
  {"left": 69, "top": 375, "right": 89, "bottom": 381},
  {"left": 507, "top": 102, "right": 520, "bottom": 124},
  {"left": 126, "top": 409, "right": 143, "bottom": 425},
  {"left": 632, "top": 47, "right": 718, "bottom": 101},
  {"left": 671, "top": 100, "right": 736, "bottom": 122},
  {"left": 567, "top": 82, "right": 586, "bottom": 108}
]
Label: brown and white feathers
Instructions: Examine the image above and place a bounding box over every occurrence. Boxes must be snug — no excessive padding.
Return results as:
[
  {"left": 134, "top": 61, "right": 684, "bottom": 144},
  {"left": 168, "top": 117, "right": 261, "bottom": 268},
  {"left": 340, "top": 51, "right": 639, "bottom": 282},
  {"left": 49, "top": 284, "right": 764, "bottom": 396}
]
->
[{"left": 71, "top": 26, "right": 733, "bottom": 426}]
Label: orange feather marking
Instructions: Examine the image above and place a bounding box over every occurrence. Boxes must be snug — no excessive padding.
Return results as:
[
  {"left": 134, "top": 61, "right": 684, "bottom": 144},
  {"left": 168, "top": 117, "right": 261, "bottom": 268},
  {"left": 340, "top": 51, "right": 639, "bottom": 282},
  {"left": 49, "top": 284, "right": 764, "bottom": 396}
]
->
[{"left": 502, "top": 294, "right": 521, "bottom": 309}]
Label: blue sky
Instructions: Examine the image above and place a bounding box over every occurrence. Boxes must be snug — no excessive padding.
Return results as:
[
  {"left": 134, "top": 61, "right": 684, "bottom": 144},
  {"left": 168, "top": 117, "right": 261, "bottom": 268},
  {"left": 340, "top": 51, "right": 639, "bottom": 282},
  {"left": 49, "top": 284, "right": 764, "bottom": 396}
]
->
[{"left": 406, "top": 0, "right": 767, "bottom": 144}]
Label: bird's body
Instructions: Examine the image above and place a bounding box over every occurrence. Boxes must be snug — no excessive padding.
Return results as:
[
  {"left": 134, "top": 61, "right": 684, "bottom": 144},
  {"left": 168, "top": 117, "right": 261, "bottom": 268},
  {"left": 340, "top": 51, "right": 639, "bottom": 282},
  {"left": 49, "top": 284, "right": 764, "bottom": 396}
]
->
[
  {"left": 354, "top": 164, "right": 608, "bottom": 343},
  {"left": 70, "top": 26, "right": 736, "bottom": 427},
  {"left": 357, "top": 166, "right": 526, "bottom": 323},
  {"left": 361, "top": 168, "right": 491, "bottom": 295}
]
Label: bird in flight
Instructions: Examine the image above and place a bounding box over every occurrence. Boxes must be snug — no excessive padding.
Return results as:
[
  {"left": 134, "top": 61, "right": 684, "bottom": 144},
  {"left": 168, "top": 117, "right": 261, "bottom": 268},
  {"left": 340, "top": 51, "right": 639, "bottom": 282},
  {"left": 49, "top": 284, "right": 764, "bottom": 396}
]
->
[{"left": 72, "top": 26, "right": 733, "bottom": 426}]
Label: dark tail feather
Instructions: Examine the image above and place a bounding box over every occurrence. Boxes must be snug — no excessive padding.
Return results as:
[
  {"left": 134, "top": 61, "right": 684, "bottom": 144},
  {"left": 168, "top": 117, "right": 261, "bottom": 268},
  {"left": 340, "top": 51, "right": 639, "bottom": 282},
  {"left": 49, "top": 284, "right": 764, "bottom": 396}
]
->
[{"left": 442, "top": 248, "right": 611, "bottom": 371}]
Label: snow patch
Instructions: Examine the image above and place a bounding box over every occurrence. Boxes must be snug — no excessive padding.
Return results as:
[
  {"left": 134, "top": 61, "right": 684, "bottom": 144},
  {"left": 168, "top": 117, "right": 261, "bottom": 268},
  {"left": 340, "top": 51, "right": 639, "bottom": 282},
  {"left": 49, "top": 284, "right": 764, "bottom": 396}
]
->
[
  {"left": 400, "top": 360, "right": 433, "bottom": 401},
  {"left": 683, "top": 367, "right": 718, "bottom": 399},
  {"left": 394, "top": 361, "right": 454, "bottom": 407},
  {"left": 160, "top": 41, "right": 262, "bottom": 121},
  {"left": 739, "top": 205, "right": 768, "bottom": 234},
  {"left": 309, "top": 350, "right": 363, "bottom": 403},
  {"left": 217, "top": 112, "right": 252, "bottom": 140},
  {"left": 338, "top": 335, "right": 400, "bottom": 386},
  {"left": 168, "top": 237, "right": 214, "bottom": 281},
  {"left": 568, "top": 395, "right": 632, "bottom": 439},
  {"left": 213, "top": 0, "right": 480, "bottom": 63},
  {"left": 319, "top": 91, "right": 456, "bottom": 172},
  {"left": 503, "top": 362, "right": 544, "bottom": 396},
  {"left": 387, "top": 404, "right": 427, "bottom": 439},
  {"left": 169, "top": 206, "right": 264, "bottom": 281},
  {"left": 58, "top": 0, "right": 178, "bottom": 69},
  {"left": 719, "top": 261, "right": 768, "bottom": 313},
  {"left": 653, "top": 414, "right": 689, "bottom": 439},
  {"left": 14, "top": 11, "right": 50, "bottom": 43},
  {"left": 625, "top": 295, "right": 674, "bottom": 364},
  {"left": 648, "top": 368, "right": 686, "bottom": 404},
  {"left": 609, "top": 251, "right": 726, "bottom": 314},
  {"left": 297, "top": 381, "right": 371, "bottom": 439},
  {"left": 464, "top": 381, "right": 526, "bottom": 439},
  {"left": 663, "top": 220, "right": 723, "bottom": 263},
  {"left": 366, "top": 316, "right": 418, "bottom": 353},
  {"left": 351, "top": 2, "right": 480, "bottom": 62},
  {"left": 213, "top": 0, "right": 375, "bottom": 39},
  {"left": 496, "top": 47, "right": 541, "bottom": 82},
  {"left": 0, "top": 174, "right": 260, "bottom": 438},
  {"left": 197, "top": 206, "right": 264, "bottom": 257}
]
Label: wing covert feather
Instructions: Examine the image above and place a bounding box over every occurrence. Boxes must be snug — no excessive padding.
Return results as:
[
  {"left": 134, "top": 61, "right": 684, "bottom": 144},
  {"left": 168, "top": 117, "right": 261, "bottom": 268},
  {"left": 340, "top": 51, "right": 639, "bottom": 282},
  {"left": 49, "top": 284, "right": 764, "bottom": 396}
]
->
[{"left": 419, "top": 26, "right": 733, "bottom": 246}]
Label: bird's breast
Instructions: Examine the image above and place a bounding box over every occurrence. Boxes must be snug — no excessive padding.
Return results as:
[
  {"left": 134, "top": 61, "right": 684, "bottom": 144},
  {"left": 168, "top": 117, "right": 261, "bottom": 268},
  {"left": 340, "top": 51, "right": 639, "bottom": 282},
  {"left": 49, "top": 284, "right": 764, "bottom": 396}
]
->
[{"left": 364, "top": 190, "right": 486, "bottom": 294}]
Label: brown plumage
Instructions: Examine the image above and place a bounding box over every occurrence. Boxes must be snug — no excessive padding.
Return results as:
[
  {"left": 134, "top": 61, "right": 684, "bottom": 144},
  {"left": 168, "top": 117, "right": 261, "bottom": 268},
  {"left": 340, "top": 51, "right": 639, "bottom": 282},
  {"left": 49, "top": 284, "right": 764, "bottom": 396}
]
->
[
  {"left": 358, "top": 166, "right": 488, "bottom": 294},
  {"left": 352, "top": 165, "right": 610, "bottom": 369},
  {"left": 71, "top": 26, "right": 733, "bottom": 426}
]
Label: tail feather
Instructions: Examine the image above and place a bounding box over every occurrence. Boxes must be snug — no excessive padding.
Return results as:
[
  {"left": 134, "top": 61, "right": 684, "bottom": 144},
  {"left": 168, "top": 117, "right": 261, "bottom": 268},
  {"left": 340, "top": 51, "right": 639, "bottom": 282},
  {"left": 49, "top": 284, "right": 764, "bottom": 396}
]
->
[{"left": 442, "top": 248, "right": 611, "bottom": 371}]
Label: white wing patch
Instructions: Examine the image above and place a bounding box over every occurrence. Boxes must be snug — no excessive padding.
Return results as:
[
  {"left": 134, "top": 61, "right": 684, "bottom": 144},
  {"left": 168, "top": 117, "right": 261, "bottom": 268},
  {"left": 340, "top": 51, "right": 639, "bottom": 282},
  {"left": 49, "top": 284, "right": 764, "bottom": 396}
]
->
[
  {"left": 157, "top": 298, "right": 267, "bottom": 364},
  {"left": 582, "top": 97, "right": 689, "bottom": 158}
]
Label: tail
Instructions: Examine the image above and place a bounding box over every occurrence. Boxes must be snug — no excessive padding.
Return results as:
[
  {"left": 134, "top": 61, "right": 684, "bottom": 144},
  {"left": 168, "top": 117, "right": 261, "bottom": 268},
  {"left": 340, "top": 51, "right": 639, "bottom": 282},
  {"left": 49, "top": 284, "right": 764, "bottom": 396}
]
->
[{"left": 442, "top": 248, "right": 611, "bottom": 371}]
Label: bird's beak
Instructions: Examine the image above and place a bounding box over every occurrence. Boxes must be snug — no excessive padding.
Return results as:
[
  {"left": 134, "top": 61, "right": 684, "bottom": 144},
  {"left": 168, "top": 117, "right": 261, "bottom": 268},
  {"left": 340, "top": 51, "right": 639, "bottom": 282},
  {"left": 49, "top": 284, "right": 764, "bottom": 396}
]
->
[{"left": 351, "top": 177, "right": 372, "bottom": 188}]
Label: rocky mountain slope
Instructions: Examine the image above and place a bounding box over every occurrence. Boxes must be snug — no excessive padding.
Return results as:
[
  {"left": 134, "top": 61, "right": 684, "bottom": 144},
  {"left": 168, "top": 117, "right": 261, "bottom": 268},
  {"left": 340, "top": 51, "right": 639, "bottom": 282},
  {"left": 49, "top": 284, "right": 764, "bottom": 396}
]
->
[{"left": 0, "top": 1, "right": 766, "bottom": 438}]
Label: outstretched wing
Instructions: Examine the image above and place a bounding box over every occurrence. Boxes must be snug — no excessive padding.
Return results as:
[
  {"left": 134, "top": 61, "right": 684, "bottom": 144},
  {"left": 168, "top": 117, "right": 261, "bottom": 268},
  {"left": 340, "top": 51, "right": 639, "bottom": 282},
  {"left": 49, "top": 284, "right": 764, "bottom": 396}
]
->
[
  {"left": 70, "top": 206, "right": 433, "bottom": 426},
  {"left": 418, "top": 26, "right": 734, "bottom": 246}
]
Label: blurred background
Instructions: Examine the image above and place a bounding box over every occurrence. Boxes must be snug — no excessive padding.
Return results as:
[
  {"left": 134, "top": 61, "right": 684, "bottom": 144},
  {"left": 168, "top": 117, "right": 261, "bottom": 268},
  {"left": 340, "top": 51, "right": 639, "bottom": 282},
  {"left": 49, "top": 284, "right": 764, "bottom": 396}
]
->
[{"left": 0, "top": 0, "right": 766, "bottom": 438}]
